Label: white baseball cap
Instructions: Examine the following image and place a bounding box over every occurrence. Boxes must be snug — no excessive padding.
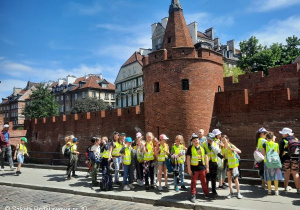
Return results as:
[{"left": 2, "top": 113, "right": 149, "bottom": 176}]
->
[
  {"left": 212, "top": 129, "right": 222, "bottom": 136},
  {"left": 159, "top": 134, "right": 169, "bottom": 140},
  {"left": 4, "top": 124, "right": 9, "bottom": 128},
  {"left": 136, "top": 132, "right": 142, "bottom": 138},
  {"left": 279, "top": 128, "right": 294, "bottom": 136},
  {"left": 257, "top": 127, "right": 268, "bottom": 133}
]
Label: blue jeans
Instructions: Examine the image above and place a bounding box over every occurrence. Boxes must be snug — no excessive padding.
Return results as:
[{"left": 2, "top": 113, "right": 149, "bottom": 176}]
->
[
  {"left": 123, "top": 164, "right": 131, "bottom": 185},
  {"left": 174, "top": 163, "right": 185, "bottom": 188},
  {"left": 113, "top": 157, "right": 121, "bottom": 182},
  {"left": 101, "top": 159, "right": 110, "bottom": 175},
  {"left": 0, "top": 146, "right": 13, "bottom": 168}
]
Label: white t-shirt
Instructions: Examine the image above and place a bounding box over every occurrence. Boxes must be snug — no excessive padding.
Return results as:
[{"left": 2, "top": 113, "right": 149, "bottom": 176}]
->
[{"left": 91, "top": 145, "right": 101, "bottom": 159}]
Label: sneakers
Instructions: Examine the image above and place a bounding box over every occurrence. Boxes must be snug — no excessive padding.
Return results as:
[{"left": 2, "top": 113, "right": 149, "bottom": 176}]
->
[
  {"left": 14, "top": 171, "right": 21, "bottom": 176},
  {"left": 137, "top": 180, "right": 144, "bottom": 186},
  {"left": 123, "top": 185, "right": 130, "bottom": 191},
  {"left": 67, "top": 176, "right": 71, "bottom": 180},
  {"left": 223, "top": 182, "right": 228, "bottom": 187},
  {"left": 92, "top": 181, "right": 99, "bottom": 186},
  {"left": 275, "top": 191, "right": 279, "bottom": 196},
  {"left": 165, "top": 184, "right": 170, "bottom": 189},
  {"left": 181, "top": 185, "right": 187, "bottom": 190},
  {"left": 268, "top": 190, "right": 272, "bottom": 195},
  {"left": 237, "top": 193, "right": 243, "bottom": 199},
  {"left": 284, "top": 186, "right": 292, "bottom": 191},
  {"left": 150, "top": 184, "right": 155, "bottom": 189},
  {"left": 175, "top": 187, "right": 179, "bottom": 192},
  {"left": 145, "top": 185, "right": 150, "bottom": 190},
  {"left": 129, "top": 184, "right": 135, "bottom": 189},
  {"left": 115, "top": 181, "right": 122, "bottom": 186},
  {"left": 72, "top": 174, "right": 79, "bottom": 178},
  {"left": 227, "top": 193, "right": 233, "bottom": 199},
  {"left": 158, "top": 186, "right": 163, "bottom": 191},
  {"left": 85, "top": 172, "right": 90, "bottom": 178},
  {"left": 191, "top": 194, "right": 196, "bottom": 203},
  {"left": 212, "top": 191, "right": 218, "bottom": 196}
]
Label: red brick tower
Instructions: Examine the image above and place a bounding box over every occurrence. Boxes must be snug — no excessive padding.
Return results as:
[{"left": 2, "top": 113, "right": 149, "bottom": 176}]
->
[{"left": 143, "top": 0, "right": 224, "bottom": 142}]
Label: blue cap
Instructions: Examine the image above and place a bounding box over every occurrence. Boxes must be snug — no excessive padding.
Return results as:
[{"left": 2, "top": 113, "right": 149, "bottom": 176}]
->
[
  {"left": 125, "top": 137, "right": 132, "bottom": 143},
  {"left": 73, "top": 137, "right": 78, "bottom": 142}
]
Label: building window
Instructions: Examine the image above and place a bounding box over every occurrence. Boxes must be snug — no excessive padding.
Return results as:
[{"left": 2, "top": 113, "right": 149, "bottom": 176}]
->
[
  {"left": 102, "top": 84, "right": 108, "bottom": 88},
  {"left": 117, "top": 84, "right": 121, "bottom": 91},
  {"left": 66, "top": 106, "right": 70, "bottom": 112},
  {"left": 74, "top": 94, "right": 78, "bottom": 100},
  {"left": 105, "top": 93, "right": 109, "bottom": 100},
  {"left": 133, "top": 67, "right": 137, "bottom": 74},
  {"left": 118, "top": 98, "right": 122, "bottom": 108},
  {"left": 111, "top": 94, "right": 115, "bottom": 100},
  {"left": 123, "top": 97, "right": 127, "bottom": 107},
  {"left": 82, "top": 92, "right": 86, "bottom": 99},
  {"left": 138, "top": 77, "right": 143, "bottom": 86},
  {"left": 122, "top": 71, "right": 126, "bottom": 78},
  {"left": 133, "top": 94, "right": 137, "bottom": 106},
  {"left": 133, "top": 79, "right": 137, "bottom": 88},
  {"left": 127, "top": 81, "right": 132, "bottom": 89},
  {"left": 128, "top": 69, "right": 131, "bottom": 76},
  {"left": 66, "top": 95, "right": 70, "bottom": 100},
  {"left": 122, "top": 82, "right": 126, "bottom": 91},
  {"left": 168, "top": 37, "right": 171, "bottom": 43},
  {"left": 182, "top": 79, "right": 189, "bottom": 90},
  {"left": 61, "top": 95, "right": 64, "bottom": 101},
  {"left": 154, "top": 82, "right": 160, "bottom": 92},
  {"left": 92, "top": 92, "right": 97, "bottom": 98},
  {"left": 56, "top": 96, "right": 59, "bottom": 101},
  {"left": 128, "top": 95, "right": 132, "bottom": 106},
  {"left": 60, "top": 105, "right": 64, "bottom": 113}
]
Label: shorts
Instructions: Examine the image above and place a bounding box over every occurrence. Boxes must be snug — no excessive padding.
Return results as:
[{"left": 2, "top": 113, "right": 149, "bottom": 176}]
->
[
  {"left": 157, "top": 160, "right": 167, "bottom": 167},
  {"left": 17, "top": 155, "right": 24, "bottom": 164},
  {"left": 227, "top": 167, "right": 239, "bottom": 179},
  {"left": 282, "top": 159, "right": 299, "bottom": 172}
]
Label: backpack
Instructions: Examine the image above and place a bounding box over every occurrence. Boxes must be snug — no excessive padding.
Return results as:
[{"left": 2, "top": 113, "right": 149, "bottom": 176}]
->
[
  {"left": 265, "top": 144, "right": 282, "bottom": 169},
  {"left": 64, "top": 145, "right": 73, "bottom": 158},
  {"left": 288, "top": 138, "right": 300, "bottom": 157},
  {"left": 100, "top": 174, "right": 112, "bottom": 191}
]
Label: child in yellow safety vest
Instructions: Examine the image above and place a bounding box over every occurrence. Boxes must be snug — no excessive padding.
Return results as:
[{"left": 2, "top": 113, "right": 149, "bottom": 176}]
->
[
  {"left": 155, "top": 134, "right": 170, "bottom": 191},
  {"left": 135, "top": 133, "right": 145, "bottom": 186},
  {"left": 262, "top": 131, "right": 283, "bottom": 196},
  {"left": 13, "top": 137, "right": 29, "bottom": 176},
  {"left": 67, "top": 137, "right": 79, "bottom": 180},
  {"left": 256, "top": 127, "right": 268, "bottom": 188},
  {"left": 171, "top": 135, "right": 187, "bottom": 192},
  {"left": 111, "top": 131, "right": 123, "bottom": 185},
  {"left": 143, "top": 132, "right": 155, "bottom": 190},
  {"left": 221, "top": 135, "right": 243, "bottom": 199},
  {"left": 120, "top": 137, "right": 134, "bottom": 191}
]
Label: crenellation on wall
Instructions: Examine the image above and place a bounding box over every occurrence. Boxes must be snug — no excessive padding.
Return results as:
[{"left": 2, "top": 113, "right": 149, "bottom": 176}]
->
[
  {"left": 197, "top": 48, "right": 223, "bottom": 64},
  {"left": 223, "top": 63, "right": 300, "bottom": 93},
  {"left": 148, "top": 49, "right": 167, "bottom": 64}
]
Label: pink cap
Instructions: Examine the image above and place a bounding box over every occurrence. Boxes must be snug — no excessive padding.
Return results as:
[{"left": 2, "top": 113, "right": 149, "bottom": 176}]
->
[{"left": 159, "top": 134, "right": 169, "bottom": 140}]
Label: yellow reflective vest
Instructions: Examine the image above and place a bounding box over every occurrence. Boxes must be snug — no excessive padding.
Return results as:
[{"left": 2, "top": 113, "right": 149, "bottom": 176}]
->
[{"left": 191, "top": 145, "right": 205, "bottom": 166}]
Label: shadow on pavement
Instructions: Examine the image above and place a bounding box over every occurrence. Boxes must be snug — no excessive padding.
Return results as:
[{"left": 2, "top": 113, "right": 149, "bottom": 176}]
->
[
  {"left": 292, "top": 199, "right": 300, "bottom": 206},
  {"left": 0, "top": 172, "right": 16, "bottom": 176}
]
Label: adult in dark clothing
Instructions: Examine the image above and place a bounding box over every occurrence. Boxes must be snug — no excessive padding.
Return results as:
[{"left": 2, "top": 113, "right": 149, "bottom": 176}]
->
[
  {"left": 278, "top": 128, "right": 300, "bottom": 193},
  {"left": 0, "top": 124, "right": 14, "bottom": 171}
]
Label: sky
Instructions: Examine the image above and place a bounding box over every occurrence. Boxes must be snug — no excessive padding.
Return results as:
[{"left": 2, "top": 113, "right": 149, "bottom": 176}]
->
[{"left": 0, "top": 0, "right": 300, "bottom": 99}]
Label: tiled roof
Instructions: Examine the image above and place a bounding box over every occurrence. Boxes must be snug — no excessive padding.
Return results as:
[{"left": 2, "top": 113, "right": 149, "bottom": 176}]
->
[
  {"left": 121, "top": 52, "right": 143, "bottom": 68},
  {"left": 71, "top": 76, "right": 115, "bottom": 91},
  {"left": 197, "top": 31, "right": 209, "bottom": 39}
]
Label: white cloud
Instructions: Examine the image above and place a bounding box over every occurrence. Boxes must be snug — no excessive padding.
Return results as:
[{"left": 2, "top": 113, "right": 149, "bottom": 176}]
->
[
  {"left": 250, "top": 0, "right": 300, "bottom": 12},
  {"left": 67, "top": 1, "right": 102, "bottom": 16},
  {"left": 185, "top": 12, "right": 234, "bottom": 31},
  {"left": 0, "top": 60, "right": 34, "bottom": 77},
  {"left": 253, "top": 16, "right": 300, "bottom": 46},
  {"left": 0, "top": 37, "right": 15, "bottom": 45},
  {"left": 0, "top": 79, "right": 28, "bottom": 99}
]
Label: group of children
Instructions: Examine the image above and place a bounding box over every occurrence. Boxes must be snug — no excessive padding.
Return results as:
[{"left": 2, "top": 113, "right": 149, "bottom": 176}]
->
[
  {"left": 255, "top": 127, "right": 300, "bottom": 195},
  {"left": 61, "top": 128, "right": 244, "bottom": 203}
]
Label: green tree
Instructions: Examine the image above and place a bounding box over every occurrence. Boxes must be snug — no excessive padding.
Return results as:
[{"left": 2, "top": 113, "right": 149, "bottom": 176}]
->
[
  {"left": 23, "top": 84, "right": 58, "bottom": 119},
  {"left": 223, "top": 65, "right": 245, "bottom": 82},
  {"left": 71, "top": 97, "right": 108, "bottom": 114},
  {"left": 238, "top": 35, "right": 300, "bottom": 74}
]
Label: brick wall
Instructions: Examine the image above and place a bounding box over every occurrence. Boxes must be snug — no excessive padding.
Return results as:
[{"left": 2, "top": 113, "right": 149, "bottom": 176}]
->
[
  {"left": 212, "top": 63, "right": 300, "bottom": 159},
  {"left": 24, "top": 105, "right": 145, "bottom": 155}
]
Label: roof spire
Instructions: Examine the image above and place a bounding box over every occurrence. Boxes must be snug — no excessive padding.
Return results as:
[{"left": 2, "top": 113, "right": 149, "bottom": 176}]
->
[{"left": 169, "top": 0, "right": 183, "bottom": 13}]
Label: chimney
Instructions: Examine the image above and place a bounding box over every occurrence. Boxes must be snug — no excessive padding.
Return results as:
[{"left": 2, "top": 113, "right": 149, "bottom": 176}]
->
[
  {"left": 66, "top": 75, "right": 77, "bottom": 85},
  {"left": 214, "top": 38, "right": 221, "bottom": 51},
  {"left": 227, "top": 40, "right": 236, "bottom": 54},
  {"left": 151, "top": 23, "right": 158, "bottom": 36},
  {"left": 13, "top": 87, "right": 22, "bottom": 95},
  {"left": 205, "top": 28, "right": 214, "bottom": 40},
  {"left": 161, "top": 17, "right": 169, "bottom": 28},
  {"left": 58, "top": 78, "right": 65, "bottom": 86},
  {"left": 187, "top": 21, "right": 198, "bottom": 44}
]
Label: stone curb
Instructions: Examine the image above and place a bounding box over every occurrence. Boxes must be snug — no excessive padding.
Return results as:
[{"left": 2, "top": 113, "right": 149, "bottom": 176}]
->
[{"left": 0, "top": 181, "right": 248, "bottom": 210}]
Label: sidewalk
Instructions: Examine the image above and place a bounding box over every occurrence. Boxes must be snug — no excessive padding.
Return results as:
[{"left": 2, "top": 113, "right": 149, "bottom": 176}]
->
[{"left": 0, "top": 167, "right": 299, "bottom": 210}]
